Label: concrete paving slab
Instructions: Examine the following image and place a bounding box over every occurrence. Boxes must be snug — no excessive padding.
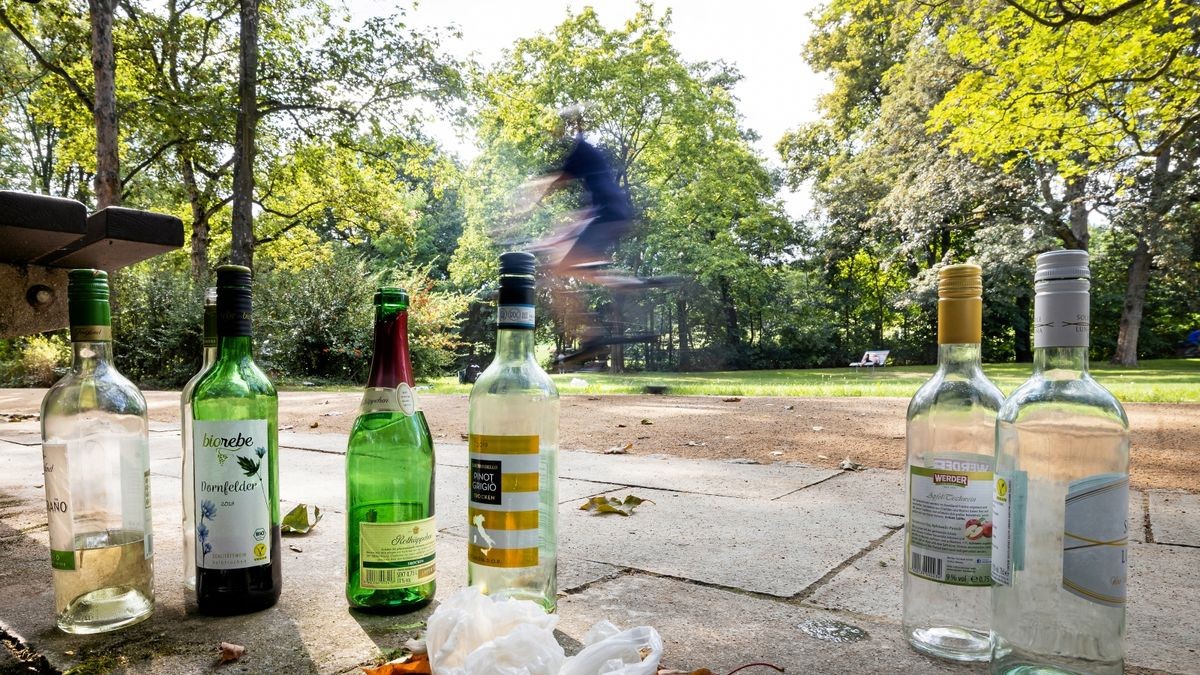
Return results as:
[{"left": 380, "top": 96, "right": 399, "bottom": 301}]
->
[
  {"left": 780, "top": 468, "right": 905, "bottom": 516},
  {"left": 437, "top": 443, "right": 842, "bottom": 500},
  {"left": 556, "top": 573, "right": 978, "bottom": 674},
  {"left": 280, "top": 431, "right": 349, "bottom": 454},
  {"left": 1127, "top": 541, "right": 1200, "bottom": 674},
  {"left": 551, "top": 486, "right": 902, "bottom": 598},
  {"left": 804, "top": 528, "right": 905, "bottom": 619},
  {"left": 1148, "top": 491, "right": 1200, "bottom": 546}
]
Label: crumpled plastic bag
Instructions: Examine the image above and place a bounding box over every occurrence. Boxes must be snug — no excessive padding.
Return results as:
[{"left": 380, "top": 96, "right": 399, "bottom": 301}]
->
[
  {"left": 561, "top": 620, "right": 663, "bottom": 675},
  {"left": 424, "top": 588, "right": 662, "bottom": 675}
]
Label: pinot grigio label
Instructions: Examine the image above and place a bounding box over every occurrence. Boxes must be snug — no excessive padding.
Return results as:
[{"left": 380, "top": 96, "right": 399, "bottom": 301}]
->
[
  {"left": 193, "top": 420, "right": 271, "bottom": 570},
  {"left": 359, "top": 383, "right": 417, "bottom": 416},
  {"left": 497, "top": 304, "right": 535, "bottom": 330},
  {"left": 42, "top": 442, "right": 74, "bottom": 571}
]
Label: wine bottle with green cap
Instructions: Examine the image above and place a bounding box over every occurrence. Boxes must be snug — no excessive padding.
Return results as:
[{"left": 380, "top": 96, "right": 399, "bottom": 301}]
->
[
  {"left": 345, "top": 287, "right": 436, "bottom": 612},
  {"left": 182, "top": 286, "right": 217, "bottom": 592},
  {"left": 467, "top": 252, "right": 560, "bottom": 612},
  {"left": 189, "top": 265, "right": 281, "bottom": 614},
  {"left": 40, "top": 269, "right": 154, "bottom": 633},
  {"left": 991, "top": 250, "right": 1130, "bottom": 674}
]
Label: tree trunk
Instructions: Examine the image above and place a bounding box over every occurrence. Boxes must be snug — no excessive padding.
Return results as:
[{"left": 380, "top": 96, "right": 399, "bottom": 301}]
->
[
  {"left": 610, "top": 301, "right": 625, "bottom": 373},
  {"left": 1064, "top": 174, "right": 1089, "bottom": 250},
  {"left": 1112, "top": 150, "right": 1172, "bottom": 366},
  {"left": 718, "top": 275, "right": 740, "bottom": 347},
  {"left": 180, "top": 153, "right": 209, "bottom": 280},
  {"left": 1014, "top": 291, "right": 1032, "bottom": 362},
  {"left": 89, "top": 0, "right": 119, "bottom": 208},
  {"left": 676, "top": 296, "right": 691, "bottom": 371},
  {"left": 230, "top": 0, "right": 259, "bottom": 268}
]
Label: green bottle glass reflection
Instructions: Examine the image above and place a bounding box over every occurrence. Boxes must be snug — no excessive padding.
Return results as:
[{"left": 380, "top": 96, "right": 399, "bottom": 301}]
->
[
  {"left": 346, "top": 288, "right": 436, "bottom": 612},
  {"left": 189, "top": 265, "right": 281, "bottom": 615}
]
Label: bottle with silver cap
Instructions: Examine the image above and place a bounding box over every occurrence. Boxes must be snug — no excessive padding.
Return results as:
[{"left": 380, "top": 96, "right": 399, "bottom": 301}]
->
[{"left": 991, "top": 250, "right": 1130, "bottom": 674}]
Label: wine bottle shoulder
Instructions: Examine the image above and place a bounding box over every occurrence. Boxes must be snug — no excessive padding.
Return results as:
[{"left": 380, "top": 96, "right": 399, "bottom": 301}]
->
[
  {"left": 193, "top": 357, "right": 277, "bottom": 402},
  {"left": 997, "top": 375, "right": 1128, "bottom": 427}
]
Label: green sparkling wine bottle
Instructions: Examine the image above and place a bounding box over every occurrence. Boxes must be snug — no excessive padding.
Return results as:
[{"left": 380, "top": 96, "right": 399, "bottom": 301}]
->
[
  {"left": 189, "top": 265, "right": 281, "bottom": 615},
  {"left": 346, "top": 288, "right": 436, "bottom": 612}
]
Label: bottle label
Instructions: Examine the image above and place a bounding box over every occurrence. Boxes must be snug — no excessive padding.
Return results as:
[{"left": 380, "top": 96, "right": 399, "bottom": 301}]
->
[
  {"left": 468, "top": 434, "right": 540, "bottom": 568},
  {"left": 359, "top": 383, "right": 417, "bottom": 416},
  {"left": 906, "top": 459, "right": 993, "bottom": 586},
  {"left": 193, "top": 420, "right": 272, "bottom": 570},
  {"left": 358, "top": 517, "right": 436, "bottom": 589},
  {"left": 1033, "top": 292, "right": 1089, "bottom": 348},
  {"left": 70, "top": 325, "right": 112, "bottom": 342},
  {"left": 991, "top": 471, "right": 1029, "bottom": 585},
  {"left": 497, "top": 304, "right": 535, "bottom": 330},
  {"left": 120, "top": 436, "right": 153, "bottom": 560},
  {"left": 42, "top": 442, "right": 75, "bottom": 571},
  {"left": 1063, "top": 474, "right": 1128, "bottom": 606}
]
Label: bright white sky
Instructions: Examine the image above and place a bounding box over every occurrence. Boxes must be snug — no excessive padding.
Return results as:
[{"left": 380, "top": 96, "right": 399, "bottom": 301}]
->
[{"left": 344, "top": 0, "right": 829, "bottom": 217}]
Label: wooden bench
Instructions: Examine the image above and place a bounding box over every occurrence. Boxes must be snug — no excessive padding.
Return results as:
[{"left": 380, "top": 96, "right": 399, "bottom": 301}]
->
[
  {"left": 849, "top": 349, "right": 889, "bottom": 369},
  {"left": 0, "top": 190, "right": 183, "bottom": 338}
]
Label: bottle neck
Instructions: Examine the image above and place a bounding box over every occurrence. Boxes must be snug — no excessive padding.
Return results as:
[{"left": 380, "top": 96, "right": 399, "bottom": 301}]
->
[
  {"left": 1033, "top": 346, "right": 1089, "bottom": 377},
  {"left": 935, "top": 343, "right": 983, "bottom": 375},
  {"left": 71, "top": 340, "right": 113, "bottom": 372},
  {"left": 202, "top": 344, "right": 218, "bottom": 367},
  {"left": 216, "top": 335, "right": 255, "bottom": 360},
  {"left": 367, "top": 309, "right": 415, "bottom": 388},
  {"left": 495, "top": 328, "right": 536, "bottom": 362}
]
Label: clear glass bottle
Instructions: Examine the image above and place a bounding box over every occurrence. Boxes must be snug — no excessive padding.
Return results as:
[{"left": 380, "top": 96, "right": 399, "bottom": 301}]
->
[
  {"left": 182, "top": 286, "right": 217, "bottom": 592},
  {"left": 992, "top": 250, "right": 1130, "bottom": 674},
  {"left": 40, "top": 269, "right": 154, "bottom": 633},
  {"left": 189, "top": 265, "right": 281, "bottom": 615},
  {"left": 346, "top": 287, "right": 436, "bottom": 612},
  {"left": 467, "top": 252, "right": 560, "bottom": 611},
  {"left": 903, "top": 264, "right": 1004, "bottom": 661}
]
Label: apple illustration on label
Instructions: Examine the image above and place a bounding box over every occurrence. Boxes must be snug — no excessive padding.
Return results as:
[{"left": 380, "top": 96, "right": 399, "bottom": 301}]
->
[{"left": 964, "top": 518, "right": 991, "bottom": 541}]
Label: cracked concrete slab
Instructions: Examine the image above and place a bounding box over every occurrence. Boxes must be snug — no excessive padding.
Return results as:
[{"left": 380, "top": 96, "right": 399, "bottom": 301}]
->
[{"left": 1148, "top": 491, "right": 1200, "bottom": 547}]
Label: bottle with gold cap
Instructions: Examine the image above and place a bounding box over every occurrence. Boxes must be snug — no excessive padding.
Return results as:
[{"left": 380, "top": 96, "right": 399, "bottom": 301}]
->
[
  {"left": 40, "top": 269, "right": 154, "bottom": 633},
  {"left": 902, "top": 263, "right": 1003, "bottom": 661}
]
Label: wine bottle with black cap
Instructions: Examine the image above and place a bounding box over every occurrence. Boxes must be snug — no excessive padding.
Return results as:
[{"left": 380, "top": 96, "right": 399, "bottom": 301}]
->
[
  {"left": 189, "top": 265, "right": 281, "bottom": 614},
  {"left": 467, "top": 252, "right": 560, "bottom": 611}
]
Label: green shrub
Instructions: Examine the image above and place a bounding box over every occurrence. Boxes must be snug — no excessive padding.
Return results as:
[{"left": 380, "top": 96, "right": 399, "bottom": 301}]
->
[
  {"left": 111, "top": 258, "right": 204, "bottom": 388},
  {"left": 0, "top": 333, "right": 71, "bottom": 387}
]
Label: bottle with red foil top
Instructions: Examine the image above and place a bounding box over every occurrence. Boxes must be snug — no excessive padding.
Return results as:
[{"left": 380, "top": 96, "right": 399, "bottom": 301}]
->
[{"left": 345, "top": 287, "right": 436, "bottom": 612}]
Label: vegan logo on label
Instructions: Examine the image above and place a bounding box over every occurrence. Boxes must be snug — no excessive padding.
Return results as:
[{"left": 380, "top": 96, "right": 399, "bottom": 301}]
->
[
  {"left": 996, "top": 478, "right": 1008, "bottom": 501},
  {"left": 254, "top": 543, "right": 267, "bottom": 558},
  {"left": 933, "top": 473, "right": 969, "bottom": 487}
]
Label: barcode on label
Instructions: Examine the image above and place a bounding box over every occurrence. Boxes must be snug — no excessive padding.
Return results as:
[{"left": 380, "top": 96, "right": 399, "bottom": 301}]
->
[
  {"left": 362, "top": 567, "right": 429, "bottom": 589},
  {"left": 911, "top": 551, "right": 944, "bottom": 581}
]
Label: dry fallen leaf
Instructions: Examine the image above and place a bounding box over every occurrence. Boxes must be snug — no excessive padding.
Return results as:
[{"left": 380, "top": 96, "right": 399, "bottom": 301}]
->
[
  {"left": 362, "top": 654, "right": 431, "bottom": 675},
  {"left": 722, "top": 397, "right": 741, "bottom": 403},
  {"left": 840, "top": 457, "right": 864, "bottom": 471},
  {"left": 309, "top": 421, "right": 319, "bottom": 429},
  {"left": 783, "top": 405, "right": 795, "bottom": 411},
  {"left": 682, "top": 441, "right": 707, "bottom": 447},
  {"left": 617, "top": 423, "right": 628, "bottom": 428},
  {"left": 817, "top": 454, "right": 829, "bottom": 460},
  {"left": 279, "top": 424, "right": 295, "bottom": 431},
  {"left": 579, "top": 495, "right": 653, "bottom": 516},
  {"left": 460, "top": 433, "right": 469, "bottom": 440},
  {"left": 640, "top": 418, "right": 653, "bottom": 425},
  {"left": 605, "top": 442, "right": 633, "bottom": 455},
  {"left": 289, "top": 544, "right": 303, "bottom": 553},
  {"left": 770, "top": 451, "right": 784, "bottom": 456},
  {"left": 281, "top": 504, "right": 323, "bottom": 534},
  {"left": 217, "top": 642, "right": 245, "bottom": 664},
  {"left": 811, "top": 426, "right": 824, "bottom": 432}
]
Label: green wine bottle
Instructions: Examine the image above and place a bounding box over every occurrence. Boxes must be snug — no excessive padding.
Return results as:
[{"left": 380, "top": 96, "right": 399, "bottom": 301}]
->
[
  {"left": 189, "top": 265, "right": 281, "bottom": 615},
  {"left": 346, "top": 288, "right": 436, "bottom": 612}
]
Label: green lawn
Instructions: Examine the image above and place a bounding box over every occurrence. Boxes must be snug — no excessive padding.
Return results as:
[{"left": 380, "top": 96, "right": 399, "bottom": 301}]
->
[{"left": 409, "top": 358, "right": 1200, "bottom": 403}]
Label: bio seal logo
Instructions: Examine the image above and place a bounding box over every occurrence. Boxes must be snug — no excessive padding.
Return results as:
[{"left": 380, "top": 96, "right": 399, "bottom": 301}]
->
[{"left": 933, "top": 473, "right": 969, "bottom": 487}]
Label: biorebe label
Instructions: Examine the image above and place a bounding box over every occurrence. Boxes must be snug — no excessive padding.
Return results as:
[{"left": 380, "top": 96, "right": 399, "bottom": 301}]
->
[
  {"left": 468, "top": 434, "right": 540, "bottom": 568},
  {"left": 906, "top": 457, "right": 993, "bottom": 587},
  {"left": 193, "top": 420, "right": 271, "bottom": 570},
  {"left": 359, "top": 517, "right": 436, "bottom": 589}
]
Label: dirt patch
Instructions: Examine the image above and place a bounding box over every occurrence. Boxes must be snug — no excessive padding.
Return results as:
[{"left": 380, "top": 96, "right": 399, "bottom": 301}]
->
[{"left": 2, "top": 388, "right": 1195, "bottom": 492}]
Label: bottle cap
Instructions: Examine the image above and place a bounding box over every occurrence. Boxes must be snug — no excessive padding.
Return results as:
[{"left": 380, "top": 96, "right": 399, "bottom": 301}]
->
[
  {"left": 499, "top": 251, "right": 536, "bottom": 277},
  {"left": 1035, "top": 250, "right": 1089, "bottom": 282},
  {"left": 937, "top": 263, "right": 982, "bottom": 299},
  {"left": 216, "top": 264, "right": 253, "bottom": 288},
  {"left": 937, "top": 264, "right": 983, "bottom": 344},
  {"left": 375, "top": 287, "right": 409, "bottom": 309},
  {"left": 67, "top": 268, "right": 109, "bottom": 301}
]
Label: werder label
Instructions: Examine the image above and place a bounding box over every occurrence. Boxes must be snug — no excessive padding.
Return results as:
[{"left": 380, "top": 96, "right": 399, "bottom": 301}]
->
[
  {"left": 193, "top": 419, "right": 271, "bottom": 570},
  {"left": 907, "top": 461, "right": 993, "bottom": 587},
  {"left": 42, "top": 442, "right": 74, "bottom": 570},
  {"left": 359, "top": 517, "right": 436, "bottom": 589},
  {"left": 497, "top": 304, "right": 535, "bottom": 329}
]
